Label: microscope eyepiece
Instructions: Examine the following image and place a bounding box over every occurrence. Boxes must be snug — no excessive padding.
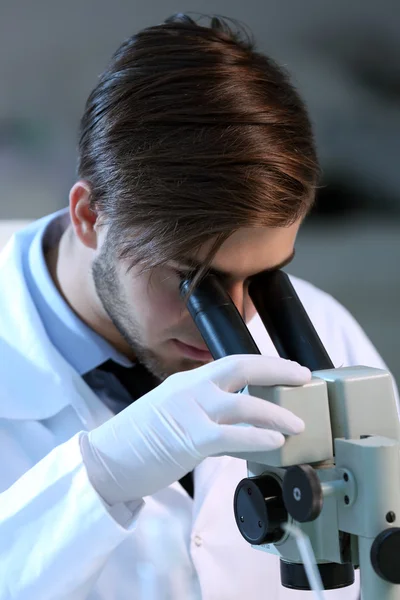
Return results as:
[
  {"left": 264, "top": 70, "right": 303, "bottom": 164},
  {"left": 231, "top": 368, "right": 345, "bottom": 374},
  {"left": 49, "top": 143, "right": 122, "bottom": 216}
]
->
[
  {"left": 248, "top": 270, "right": 334, "bottom": 371},
  {"left": 180, "top": 275, "right": 260, "bottom": 359}
]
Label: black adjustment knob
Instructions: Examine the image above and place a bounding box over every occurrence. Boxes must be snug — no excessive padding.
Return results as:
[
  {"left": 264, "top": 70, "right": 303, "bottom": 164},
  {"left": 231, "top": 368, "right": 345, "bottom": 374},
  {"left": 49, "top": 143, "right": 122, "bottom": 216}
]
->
[
  {"left": 233, "top": 475, "right": 287, "bottom": 545},
  {"left": 282, "top": 464, "right": 323, "bottom": 523},
  {"left": 371, "top": 528, "right": 400, "bottom": 584},
  {"left": 281, "top": 560, "right": 355, "bottom": 590}
]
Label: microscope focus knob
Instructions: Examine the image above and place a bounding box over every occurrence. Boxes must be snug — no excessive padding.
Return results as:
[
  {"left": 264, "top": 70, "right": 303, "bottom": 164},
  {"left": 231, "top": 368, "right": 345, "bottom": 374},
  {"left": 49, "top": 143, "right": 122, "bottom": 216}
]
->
[
  {"left": 371, "top": 528, "right": 400, "bottom": 584},
  {"left": 282, "top": 464, "right": 323, "bottom": 523},
  {"left": 234, "top": 475, "right": 287, "bottom": 545}
]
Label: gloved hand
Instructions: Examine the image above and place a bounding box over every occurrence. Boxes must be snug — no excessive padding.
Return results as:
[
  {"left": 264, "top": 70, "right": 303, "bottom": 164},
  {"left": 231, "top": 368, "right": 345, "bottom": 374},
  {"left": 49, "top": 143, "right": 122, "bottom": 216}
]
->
[{"left": 80, "top": 355, "right": 311, "bottom": 505}]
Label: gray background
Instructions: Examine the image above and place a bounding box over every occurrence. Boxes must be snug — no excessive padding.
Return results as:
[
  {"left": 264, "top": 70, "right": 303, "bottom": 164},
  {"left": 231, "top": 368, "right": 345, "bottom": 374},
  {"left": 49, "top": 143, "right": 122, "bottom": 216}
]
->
[{"left": 1, "top": 0, "right": 399, "bottom": 380}]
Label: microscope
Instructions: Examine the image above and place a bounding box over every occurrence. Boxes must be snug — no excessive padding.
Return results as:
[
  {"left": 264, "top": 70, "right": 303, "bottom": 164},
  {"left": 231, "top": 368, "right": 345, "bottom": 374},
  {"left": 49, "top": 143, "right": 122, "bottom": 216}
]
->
[{"left": 180, "top": 270, "right": 400, "bottom": 599}]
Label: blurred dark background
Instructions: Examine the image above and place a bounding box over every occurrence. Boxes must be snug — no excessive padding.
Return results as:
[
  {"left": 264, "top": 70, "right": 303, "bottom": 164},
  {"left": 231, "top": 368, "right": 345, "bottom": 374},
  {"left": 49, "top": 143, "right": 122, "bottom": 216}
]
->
[{"left": 0, "top": 0, "right": 399, "bottom": 380}]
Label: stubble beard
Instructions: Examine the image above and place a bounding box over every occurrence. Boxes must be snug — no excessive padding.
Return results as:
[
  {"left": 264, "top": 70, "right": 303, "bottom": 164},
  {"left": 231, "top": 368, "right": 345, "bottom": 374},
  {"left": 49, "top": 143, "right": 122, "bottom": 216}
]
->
[{"left": 91, "top": 250, "right": 204, "bottom": 381}]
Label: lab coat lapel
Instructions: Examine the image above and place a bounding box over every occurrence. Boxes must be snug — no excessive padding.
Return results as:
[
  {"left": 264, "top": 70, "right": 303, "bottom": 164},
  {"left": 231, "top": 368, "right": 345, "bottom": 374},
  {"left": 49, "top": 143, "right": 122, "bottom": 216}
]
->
[{"left": 0, "top": 225, "right": 106, "bottom": 429}]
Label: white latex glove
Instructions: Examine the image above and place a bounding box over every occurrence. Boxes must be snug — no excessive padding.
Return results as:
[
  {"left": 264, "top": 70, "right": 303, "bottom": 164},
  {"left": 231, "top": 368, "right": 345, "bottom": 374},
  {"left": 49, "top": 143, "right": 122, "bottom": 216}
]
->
[{"left": 81, "top": 355, "right": 311, "bottom": 505}]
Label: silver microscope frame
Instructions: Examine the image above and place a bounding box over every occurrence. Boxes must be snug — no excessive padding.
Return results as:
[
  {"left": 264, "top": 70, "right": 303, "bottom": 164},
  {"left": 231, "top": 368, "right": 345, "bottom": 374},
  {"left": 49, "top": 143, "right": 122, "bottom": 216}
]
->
[{"left": 243, "top": 366, "right": 400, "bottom": 599}]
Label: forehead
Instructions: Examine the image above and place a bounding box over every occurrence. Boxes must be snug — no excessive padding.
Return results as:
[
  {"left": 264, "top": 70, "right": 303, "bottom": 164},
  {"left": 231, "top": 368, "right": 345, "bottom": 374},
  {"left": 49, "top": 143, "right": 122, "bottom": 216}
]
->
[{"left": 190, "top": 222, "right": 301, "bottom": 279}]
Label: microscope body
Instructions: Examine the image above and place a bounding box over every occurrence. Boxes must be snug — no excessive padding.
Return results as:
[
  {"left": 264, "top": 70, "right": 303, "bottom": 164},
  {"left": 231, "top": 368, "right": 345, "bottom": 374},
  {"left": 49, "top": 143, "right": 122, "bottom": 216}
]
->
[
  {"left": 236, "top": 366, "right": 400, "bottom": 599},
  {"left": 180, "top": 269, "right": 400, "bottom": 598}
]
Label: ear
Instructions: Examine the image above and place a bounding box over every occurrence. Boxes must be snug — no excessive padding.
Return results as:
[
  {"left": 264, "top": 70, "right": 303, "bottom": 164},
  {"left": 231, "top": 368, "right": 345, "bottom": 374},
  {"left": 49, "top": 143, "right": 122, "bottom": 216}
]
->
[{"left": 69, "top": 181, "right": 98, "bottom": 249}]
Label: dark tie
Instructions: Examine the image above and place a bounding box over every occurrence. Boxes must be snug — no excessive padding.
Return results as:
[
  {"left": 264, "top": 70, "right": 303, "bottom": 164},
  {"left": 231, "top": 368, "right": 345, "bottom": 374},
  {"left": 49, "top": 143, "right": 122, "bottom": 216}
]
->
[
  {"left": 98, "top": 359, "right": 160, "bottom": 400},
  {"left": 97, "top": 359, "right": 194, "bottom": 498}
]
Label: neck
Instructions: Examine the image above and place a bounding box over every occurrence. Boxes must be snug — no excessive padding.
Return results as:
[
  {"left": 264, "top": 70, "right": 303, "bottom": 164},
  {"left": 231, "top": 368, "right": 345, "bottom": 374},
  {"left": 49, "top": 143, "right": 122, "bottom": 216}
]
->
[{"left": 46, "top": 227, "right": 134, "bottom": 359}]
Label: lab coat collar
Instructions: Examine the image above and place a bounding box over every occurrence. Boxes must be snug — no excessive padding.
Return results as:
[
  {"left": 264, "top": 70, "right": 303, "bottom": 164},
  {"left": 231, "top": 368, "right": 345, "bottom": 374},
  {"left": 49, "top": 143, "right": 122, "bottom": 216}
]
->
[{"left": 0, "top": 216, "right": 101, "bottom": 423}]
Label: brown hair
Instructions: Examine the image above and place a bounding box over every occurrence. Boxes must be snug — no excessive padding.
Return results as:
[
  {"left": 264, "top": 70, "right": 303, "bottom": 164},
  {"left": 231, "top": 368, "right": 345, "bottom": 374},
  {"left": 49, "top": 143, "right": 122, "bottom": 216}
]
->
[{"left": 78, "top": 13, "right": 319, "bottom": 282}]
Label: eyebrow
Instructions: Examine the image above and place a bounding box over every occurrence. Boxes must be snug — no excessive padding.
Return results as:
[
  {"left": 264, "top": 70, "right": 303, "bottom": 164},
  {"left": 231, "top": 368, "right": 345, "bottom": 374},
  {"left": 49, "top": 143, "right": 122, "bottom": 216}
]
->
[{"left": 174, "top": 249, "right": 296, "bottom": 280}]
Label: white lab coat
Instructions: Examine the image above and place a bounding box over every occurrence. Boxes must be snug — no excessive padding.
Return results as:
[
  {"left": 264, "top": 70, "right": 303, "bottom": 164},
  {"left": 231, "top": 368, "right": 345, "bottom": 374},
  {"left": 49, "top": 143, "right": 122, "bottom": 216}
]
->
[{"left": 0, "top": 217, "right": 396, "bottom": 600}]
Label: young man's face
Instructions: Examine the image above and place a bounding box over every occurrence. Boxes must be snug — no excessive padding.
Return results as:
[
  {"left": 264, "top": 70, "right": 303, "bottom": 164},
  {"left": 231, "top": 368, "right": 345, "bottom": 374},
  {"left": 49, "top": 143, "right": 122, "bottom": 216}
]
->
[{"left": 91, "top": 223, "right": 300, "bottom": 380}]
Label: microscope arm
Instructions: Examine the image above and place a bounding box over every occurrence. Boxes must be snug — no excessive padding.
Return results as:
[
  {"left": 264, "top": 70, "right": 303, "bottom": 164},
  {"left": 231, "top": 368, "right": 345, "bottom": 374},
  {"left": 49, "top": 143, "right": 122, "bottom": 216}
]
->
[{"left": 236, "top": 366, "right": 400, "bottom": 599}]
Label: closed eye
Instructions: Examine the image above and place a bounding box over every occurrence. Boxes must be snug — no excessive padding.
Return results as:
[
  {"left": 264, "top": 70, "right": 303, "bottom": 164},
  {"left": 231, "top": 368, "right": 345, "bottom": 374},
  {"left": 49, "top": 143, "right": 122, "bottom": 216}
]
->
[{"left": 174, "top": 268, "right": 254, "bottom": 288}]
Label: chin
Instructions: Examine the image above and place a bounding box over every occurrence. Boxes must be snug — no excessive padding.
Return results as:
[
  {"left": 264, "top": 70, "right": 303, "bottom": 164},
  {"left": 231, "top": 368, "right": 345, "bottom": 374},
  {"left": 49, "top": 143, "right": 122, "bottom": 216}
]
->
[
  {"left": 140, "top": 354, "right": 207, "bottom": 381},
  {"left": 139, "top": 339, "right": 214, "bottom": 380},
  {"left": 165, "top": 357, "right": 208, "bottom": 377}
]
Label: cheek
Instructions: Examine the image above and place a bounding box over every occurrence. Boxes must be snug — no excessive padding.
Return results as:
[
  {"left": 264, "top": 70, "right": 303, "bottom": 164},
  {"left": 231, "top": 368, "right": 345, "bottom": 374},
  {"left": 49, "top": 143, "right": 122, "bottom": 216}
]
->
[
  {"left": 152, "top": 288, "right": 183, "bottom": 320},
  {"left": 132, "top": 273, "right": 186, "bottom": 332}
]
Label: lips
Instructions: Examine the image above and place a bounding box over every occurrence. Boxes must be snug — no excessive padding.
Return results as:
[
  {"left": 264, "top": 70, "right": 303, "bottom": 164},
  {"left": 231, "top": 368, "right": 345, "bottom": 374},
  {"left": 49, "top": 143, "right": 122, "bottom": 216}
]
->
[
  {"left": 173, "top": 339, "right": 212, "bottom": 360},
  {"left": 181, "top": 341, "right": 209, "bottom": 352}
]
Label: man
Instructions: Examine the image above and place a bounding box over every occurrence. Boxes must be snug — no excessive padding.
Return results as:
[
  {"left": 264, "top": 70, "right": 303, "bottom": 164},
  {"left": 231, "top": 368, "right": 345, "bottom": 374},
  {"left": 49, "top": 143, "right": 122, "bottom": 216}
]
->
[{"left": 0, "top": 14, "right": 395, "bottom": 599}]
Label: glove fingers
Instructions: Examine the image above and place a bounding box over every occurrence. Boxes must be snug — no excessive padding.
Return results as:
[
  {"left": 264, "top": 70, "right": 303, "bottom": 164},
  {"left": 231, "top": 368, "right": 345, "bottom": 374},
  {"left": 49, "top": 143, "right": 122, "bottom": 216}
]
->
[
  {"left": 197, "top": 355, "right": 310, "bottom": 393},
  {"left": 207, "top": 423, "right": 286, "bottom": 455},
  {"left": 211, "top": 390, "right": 304, "bottom": 435}
]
